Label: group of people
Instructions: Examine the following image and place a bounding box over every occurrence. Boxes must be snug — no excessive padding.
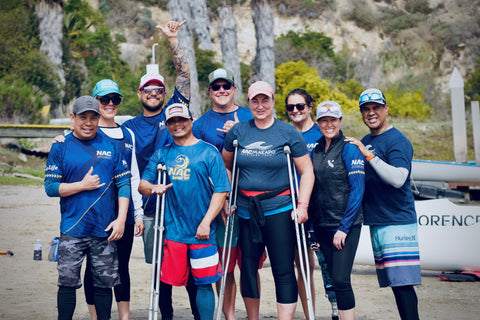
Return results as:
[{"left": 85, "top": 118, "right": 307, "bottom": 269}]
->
[{"left": 44, "top": 20, "right": 421, "bottom": 320}]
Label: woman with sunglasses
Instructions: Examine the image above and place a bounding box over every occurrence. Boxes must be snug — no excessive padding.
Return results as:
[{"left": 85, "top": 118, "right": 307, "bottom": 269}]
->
[
  {"left": 309, "top": 101, "right": 365, "bottom": 320},
  {"left": 285, "top": 89, "right": 339, "bottom": 320},
  {"left": 82, "top": 79, "right": 145, "bottom": 320},
  {"left": 222, "top": 81, "right": 314, "bottom": 320}
]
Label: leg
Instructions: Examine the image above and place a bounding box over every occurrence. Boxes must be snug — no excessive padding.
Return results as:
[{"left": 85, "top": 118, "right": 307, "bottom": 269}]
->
[
  {"left": 263, "top": 212, "right": 298, "bottom": 319},
  {"left": 88, "top": 238, "right": 120, "bottom": 320},
  {"left": 57, "top": 286, "right": 76, "bottom": 320},
  {"left": 238, "top": 217, "right": 265, "bottom": 320},
  {"left": 317, "top": 227, "right": 361, "bottom": 320},
  {"left": 114, "top": 224, "right": 135, "bottom": 320},
  {"left": 392, "top": 285, "right": 419, "bottom": 320},
  {"left": 57, "top": 235, "right": 88, "bottom": 320},
  {"left": 158, "top": 281, "right": 173, "bottom": 319},
  {"left": 196, "top": 284, "right": 215, "bottom": 320},
  {"left": 84, "top": 256, "right": 97, "bottom": 320},
  {"left": 93, "top": 286, "right": 113, "bottom": 320},
  {"left": 186, "top": 272, "right": 201, "bottom": 320}
]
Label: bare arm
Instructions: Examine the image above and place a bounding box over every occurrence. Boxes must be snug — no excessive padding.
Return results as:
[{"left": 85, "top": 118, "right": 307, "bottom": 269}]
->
[
  {"left": 105, "top": 196, "right": 129, "bottom": 241},
  {"left": 196, "top": 192, "right": 229, "bottom": 240},
  {"left": 292, "top": 154, "right": 314, "bottom": 224},
  {"left": 157, "top": 20, "right": 190, "bottom": 99}
]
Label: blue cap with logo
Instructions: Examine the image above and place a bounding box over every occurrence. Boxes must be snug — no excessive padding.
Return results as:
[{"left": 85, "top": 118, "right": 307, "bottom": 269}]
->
[
  {"left": 358, "top": 88, "right": 386, "bottom": 107},
  {"left": 92, "top": 79, "right": 123, "bottom": 97}
]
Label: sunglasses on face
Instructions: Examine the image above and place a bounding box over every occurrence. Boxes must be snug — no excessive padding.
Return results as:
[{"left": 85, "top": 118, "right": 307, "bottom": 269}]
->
[
  {"left": 210, "top": 83, "right": 233, "bottom": 91},
  {"left": 359, "top": 92, "right": 385, "bottom": 104},
  {"left": 143, "top": 85, "right": 165, "bottom": 95},
  {"left": 97, "top": 95, "right": 122, "bottom": 105},
  {"left": 317, "top": 105, "right": 341, "bottom": 116},
  {"left": 286, "top": 103, "right": 307, "bottom": 112}
]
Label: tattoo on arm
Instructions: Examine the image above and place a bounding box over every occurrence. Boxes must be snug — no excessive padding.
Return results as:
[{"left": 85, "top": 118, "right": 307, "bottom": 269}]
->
[{"left": 170, "top": 38, "right": 190, "bottom": 99}]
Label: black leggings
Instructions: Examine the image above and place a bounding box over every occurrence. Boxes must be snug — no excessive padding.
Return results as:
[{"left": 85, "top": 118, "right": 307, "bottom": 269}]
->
[
  {"left": 314, "top": 226, "right": 361, "bottom": 310},
  {"left": 239, "top": 211, "right": 297, "bottom": 304},
  {"left": 85, "top": 223, "right": 135, "bottom": 304},
  {"left": 59, "top": 286, "right": 112, "bottom": 320},
  {"left": 392, "top": 285, "right": 419, "bottom": 320}
]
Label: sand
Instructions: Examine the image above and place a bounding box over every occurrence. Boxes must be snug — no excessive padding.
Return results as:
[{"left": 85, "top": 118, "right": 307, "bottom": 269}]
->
[{"left": 0, "top": 184, "right": 479, "bottom": 319}]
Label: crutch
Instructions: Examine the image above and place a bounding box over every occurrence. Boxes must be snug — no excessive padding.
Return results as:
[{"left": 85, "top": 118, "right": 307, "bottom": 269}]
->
[
  {"left": 148, "top": 163, "right": 167, "bottom": 320},
  {"left": 284, "top": 145, "right": 315, "bottom": 320},
  {"left": 216, "top": 139, "right": 239, "bottom": 320}
]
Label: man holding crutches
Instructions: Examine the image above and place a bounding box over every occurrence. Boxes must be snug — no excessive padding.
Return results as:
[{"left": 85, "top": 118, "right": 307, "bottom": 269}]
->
[{"left": 139, "top": 103, "right": 231, "bottom": 320}]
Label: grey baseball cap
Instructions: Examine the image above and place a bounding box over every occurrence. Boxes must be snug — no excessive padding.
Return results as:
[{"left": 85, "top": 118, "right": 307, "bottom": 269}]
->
[{"left": 73, "top": 96, "right": 100, "bottom": 115}]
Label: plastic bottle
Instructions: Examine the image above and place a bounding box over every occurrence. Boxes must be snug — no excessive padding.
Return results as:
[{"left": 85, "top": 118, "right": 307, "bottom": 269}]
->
[{"left": 33, "top": 239, "right": 42, "bottom": 261}]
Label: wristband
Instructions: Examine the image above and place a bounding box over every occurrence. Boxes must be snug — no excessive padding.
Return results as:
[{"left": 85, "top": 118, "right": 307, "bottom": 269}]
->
[
  {"left": 366, "top": 153, "right": 375, "bottom": 162},
  {"left": 298, "top": 202, "right": 309, "bottom": 209}
]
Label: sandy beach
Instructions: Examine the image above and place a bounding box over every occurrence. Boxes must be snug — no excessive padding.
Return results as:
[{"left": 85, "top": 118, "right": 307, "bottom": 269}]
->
[{"left": 0, "top": 184, "right": 479, "bottom": 319}]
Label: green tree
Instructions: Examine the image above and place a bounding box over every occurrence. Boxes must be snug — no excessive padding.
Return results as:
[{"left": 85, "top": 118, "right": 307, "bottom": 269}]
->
[{"left": 275, "top": 60, "right": 357, "bottom": 120}]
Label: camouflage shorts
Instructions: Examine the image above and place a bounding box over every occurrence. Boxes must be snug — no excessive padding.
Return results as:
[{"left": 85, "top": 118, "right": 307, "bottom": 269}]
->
[{"left": 57, "top": 234, "right": 119, "bottom": 289}]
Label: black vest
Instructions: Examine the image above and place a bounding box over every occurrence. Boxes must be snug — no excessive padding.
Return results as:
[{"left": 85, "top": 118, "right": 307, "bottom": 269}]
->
[{"left": 309, "top": 130, "right": 363, "bottom": 228}]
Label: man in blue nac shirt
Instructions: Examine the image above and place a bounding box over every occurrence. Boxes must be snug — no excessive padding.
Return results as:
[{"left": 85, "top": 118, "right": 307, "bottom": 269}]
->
[
  {"left": 44, "top": 96, "right": 131, "bottom": 320},
  {"left": 139, "top": 103, "right": 231, "bottom": 320}
]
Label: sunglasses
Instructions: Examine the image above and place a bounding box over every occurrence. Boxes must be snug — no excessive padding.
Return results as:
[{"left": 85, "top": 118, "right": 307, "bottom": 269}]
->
[
  {"left": 317, "top": 105, "right": 341, "bottom": 116},
  {"left": 359, "top": 92, "right": 385, "bottom": 104},
  {"left": 286, "top": 103, "right": 307, "bottom": 112},
  {"left": 210, "top": 83, "right": 232, "bottom": 91},
  {"left": 143, "top": 85, "right": 165, "bottom": 95},
  {"left": 97, "top": 95, "right": 122, "bottom": 105}
]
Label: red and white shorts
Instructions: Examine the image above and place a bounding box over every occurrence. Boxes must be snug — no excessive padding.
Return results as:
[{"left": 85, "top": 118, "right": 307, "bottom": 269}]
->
[{"left": 161, "top": 239, "right": 223, "bottom": 286}]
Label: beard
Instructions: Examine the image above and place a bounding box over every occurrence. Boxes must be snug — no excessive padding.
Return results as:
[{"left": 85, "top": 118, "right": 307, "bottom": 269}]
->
[{"left": 142, "top": 101, "right": 164, "bottom": 113}]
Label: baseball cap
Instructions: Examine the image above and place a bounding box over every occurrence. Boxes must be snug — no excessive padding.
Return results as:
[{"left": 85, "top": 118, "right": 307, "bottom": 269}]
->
[
  {"left": 208, "top": 68, "right": 235, "bottom": 87},
  {"left": 138, "top": 73, "right": 165, "bottom": 90},
  {"left": 316, "top": 101, "right": 343, "bottom": 120},
  {"left": 358, "top": 88, "right": 386, "bottom": 107},
  {"left": 247, "top": 81, "right": 274, "bottom": 99},
  {"left": 73, "top": 96, "right": 100, "bottom": 115},
  {"left": 92, "top": 79, "right": 123, "bottom": 97},
  {"left": 165, "top": 103, "right": 192, "bottom": 123}
]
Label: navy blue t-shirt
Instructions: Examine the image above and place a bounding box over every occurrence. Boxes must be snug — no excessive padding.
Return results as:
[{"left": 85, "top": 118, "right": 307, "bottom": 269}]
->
[
  {"left": 123, "top": 87, "right": 189, "bottom": 215},
  {"left": 192, "top": 106, "right": 253, "bottom": 151},
  {"left": 362, "top": 127, "right": 416, "bottom": 226}
]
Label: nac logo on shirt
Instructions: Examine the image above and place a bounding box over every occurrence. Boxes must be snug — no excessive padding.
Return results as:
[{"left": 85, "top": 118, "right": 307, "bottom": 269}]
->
[
  {"left": 124, "top": 143, "right": 133, "bottom": 151},
  {"left": 169, "top": 154, "right": 191, "bottom": 181},
  {"left": 97, "top": 150, "right": 112, "bottom": 159}
]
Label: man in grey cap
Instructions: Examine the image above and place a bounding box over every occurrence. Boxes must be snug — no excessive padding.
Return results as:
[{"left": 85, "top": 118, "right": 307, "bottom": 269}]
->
[
  {"left": 44, "top": 95, "right": 131, "bottom": 320},
  {"left": 192, "top": 68, "right": 254, "bottom": 319}
]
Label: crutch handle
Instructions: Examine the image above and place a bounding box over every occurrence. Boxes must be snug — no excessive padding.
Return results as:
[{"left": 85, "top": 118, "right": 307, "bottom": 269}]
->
[{"left": 283, "top": 144, "right": 291, "bottom": 154}]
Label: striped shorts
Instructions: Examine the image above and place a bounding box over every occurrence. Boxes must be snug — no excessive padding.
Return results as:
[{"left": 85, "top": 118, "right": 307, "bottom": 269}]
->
[
  {"left": 161, "top": 239, "right": 223, "bottom": 286},
  {"left": 370, "top": 223, "right": 422, "bottom": 287}
]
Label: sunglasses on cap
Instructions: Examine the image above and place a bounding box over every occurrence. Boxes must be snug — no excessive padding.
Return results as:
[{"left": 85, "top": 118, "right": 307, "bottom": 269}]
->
[
  {"left": 317, "top": 105, "right": 341, "bottom": 117},
  {"left": 210, "top": 83, "right": 233, "bottom": 91},
  {"left": 97, "top": 95, "right": 122, "bottom": 106},
  {"left": 286, "top": 103, "right": 307, "bottom": 112},
  {"left": 143, "top": 85, "right": 165, "bottom": 95},
  {"left": 359, "top": 92, "right": 385, "bottom": 104}
]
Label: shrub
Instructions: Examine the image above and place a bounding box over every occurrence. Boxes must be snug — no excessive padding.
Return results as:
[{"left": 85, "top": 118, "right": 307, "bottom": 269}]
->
[
  {"left": 0, "top": 80, "right": 43, "bottom": 123},
  {"left": 344, "top": 0, "right": 378, "bottom": 31}
]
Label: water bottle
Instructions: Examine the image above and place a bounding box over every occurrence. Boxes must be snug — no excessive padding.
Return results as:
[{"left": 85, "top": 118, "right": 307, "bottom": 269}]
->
[{"left": 33, "top": 239, "right": 42, "bottom": 261}]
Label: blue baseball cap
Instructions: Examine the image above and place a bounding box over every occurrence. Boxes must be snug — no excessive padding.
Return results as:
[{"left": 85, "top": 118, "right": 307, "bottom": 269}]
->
[
  {"left": 358, "top": 88, "right": 386, "bottom": 107},
  {"left": 92, "top": 79, "right": 123, "bottom": 97}
]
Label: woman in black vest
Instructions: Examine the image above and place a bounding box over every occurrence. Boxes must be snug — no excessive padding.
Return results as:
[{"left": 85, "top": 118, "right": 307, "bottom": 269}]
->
[{"left": 309, "top": 101, "right": 365, "bottom": 320}]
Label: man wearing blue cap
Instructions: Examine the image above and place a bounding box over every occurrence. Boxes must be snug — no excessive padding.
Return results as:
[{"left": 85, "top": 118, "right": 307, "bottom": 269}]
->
[
  {"left": 345, "top": 88, "right": 421, "bottom": 320},
  {"left": 45, "top": 95, "right": 131, "bottom": 320}
]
